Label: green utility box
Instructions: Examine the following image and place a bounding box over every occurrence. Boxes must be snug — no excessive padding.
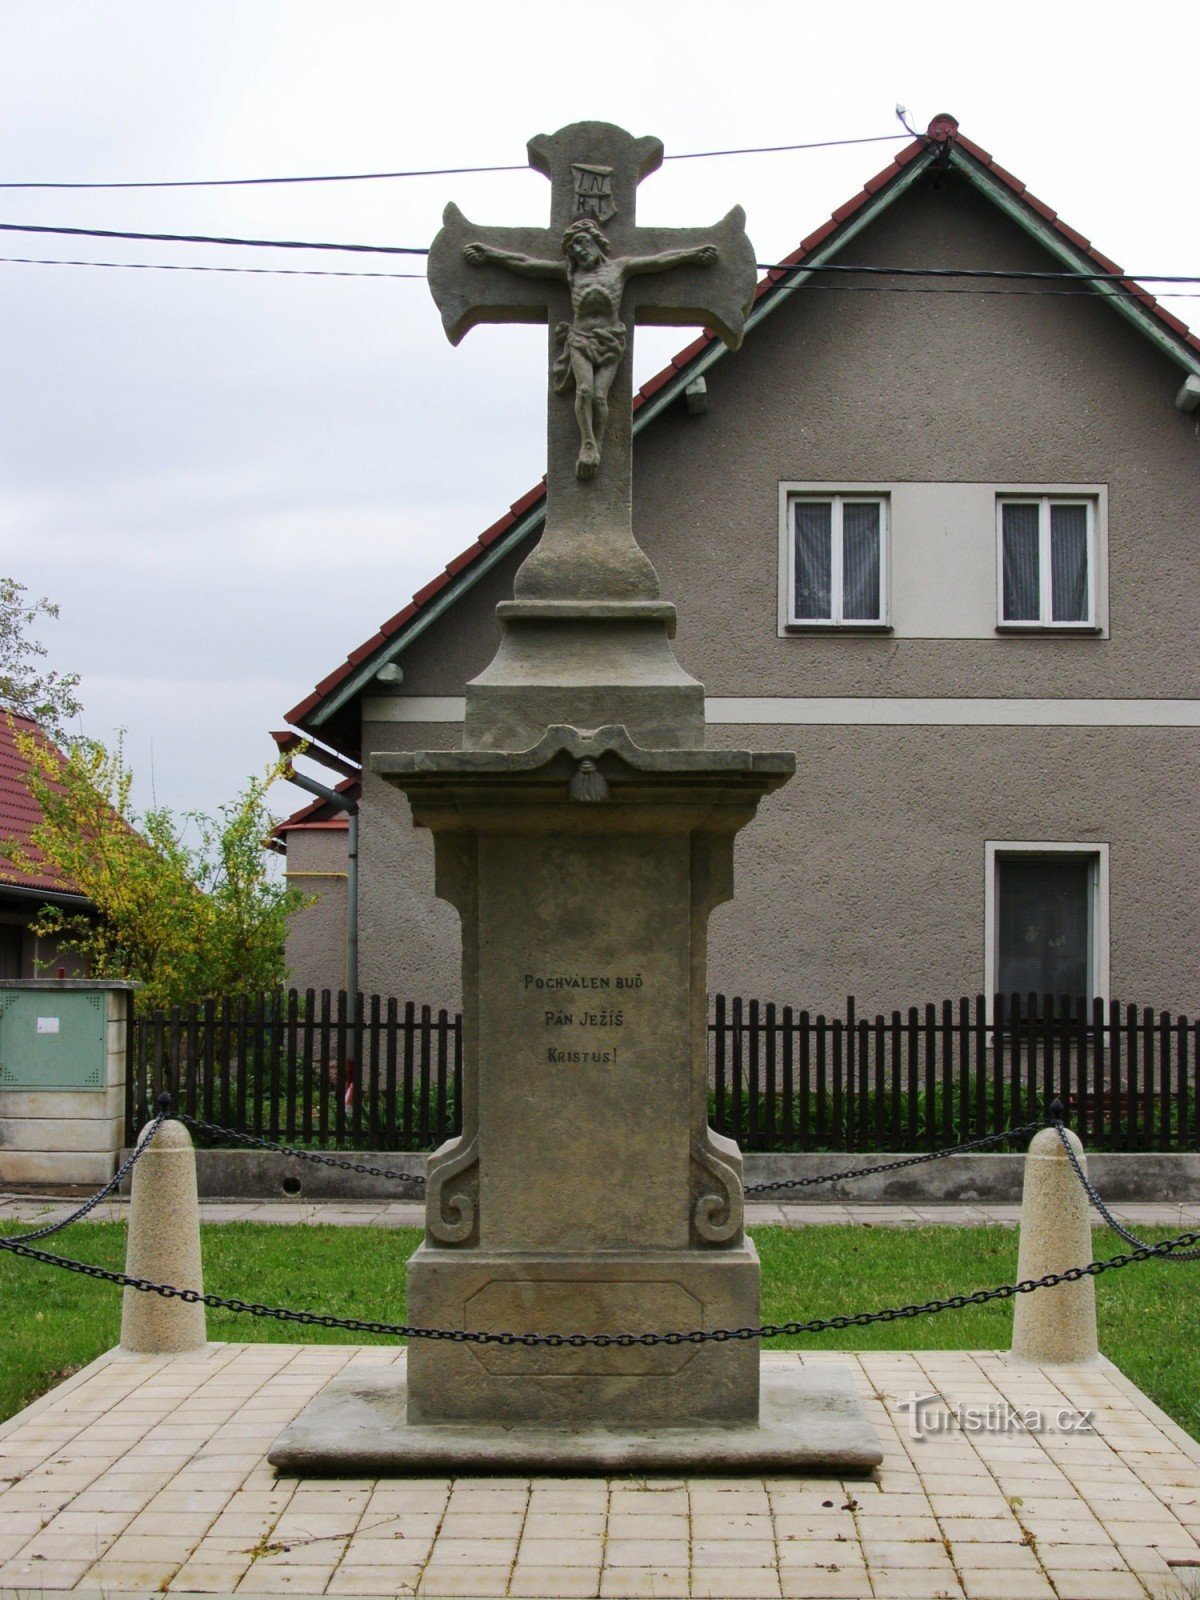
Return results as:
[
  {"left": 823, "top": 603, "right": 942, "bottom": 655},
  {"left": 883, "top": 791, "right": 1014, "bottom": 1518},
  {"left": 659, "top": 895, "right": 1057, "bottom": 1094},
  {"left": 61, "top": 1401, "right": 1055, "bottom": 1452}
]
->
[
  {"left": 0, "top": 981, "right": 136, "bottom": 1185},
  {"left": 0, "top": 986, "right": 109, "bottom": 1090}
]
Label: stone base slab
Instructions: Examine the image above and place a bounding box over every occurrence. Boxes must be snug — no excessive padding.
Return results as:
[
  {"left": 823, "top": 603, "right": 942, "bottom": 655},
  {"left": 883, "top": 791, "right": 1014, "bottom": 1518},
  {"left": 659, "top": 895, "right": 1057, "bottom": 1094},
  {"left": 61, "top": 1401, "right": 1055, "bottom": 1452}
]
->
[
  {"left": 267, "top": 1358, "right": 882, "bottom": 1477},
  {"left": 405, "top": 1243, "right": 761, "bottom": 1426}
]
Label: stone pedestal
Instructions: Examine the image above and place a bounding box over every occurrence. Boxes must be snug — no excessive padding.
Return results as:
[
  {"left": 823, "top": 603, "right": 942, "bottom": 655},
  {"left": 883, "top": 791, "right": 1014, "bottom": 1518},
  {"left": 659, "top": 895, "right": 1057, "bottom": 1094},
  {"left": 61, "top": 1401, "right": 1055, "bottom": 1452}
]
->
[
  {"left": 383, "top": 727, "right": 790, "bottom": 1434},
  {"left": 270, "top": 726, "right": 882, "bottom": 1474},
  {"left": 270, "top": 118, "right": 882, "bottom": 1478}
]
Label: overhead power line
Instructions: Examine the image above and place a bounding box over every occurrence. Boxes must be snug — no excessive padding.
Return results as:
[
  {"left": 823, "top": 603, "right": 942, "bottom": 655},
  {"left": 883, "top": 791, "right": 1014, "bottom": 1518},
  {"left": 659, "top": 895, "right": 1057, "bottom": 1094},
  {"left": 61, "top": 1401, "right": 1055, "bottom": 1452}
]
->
[
  {"left": 4, "top": 255, "right": 1199, "bottom": 301},
  {"left": 0, "top": 220, "right": 428, "bottom": 255},
  {"left": 0, "top": 133, "right": 911, "bottom": 190},
  {"left": 783, "top": 263, "right": 1200, "bottom": 284},
  {"left": 0, "top": 221, "right": 1195, "bottom": 286},
  {"left": 0, "top": 255, "right": 427, "bottom": 279}
]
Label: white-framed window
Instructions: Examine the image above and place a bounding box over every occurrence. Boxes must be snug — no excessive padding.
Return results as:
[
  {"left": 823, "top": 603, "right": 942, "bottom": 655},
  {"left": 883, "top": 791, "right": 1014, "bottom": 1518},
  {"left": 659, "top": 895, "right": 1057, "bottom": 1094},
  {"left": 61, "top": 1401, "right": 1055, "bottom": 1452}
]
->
[
  {"left": 984, "top": 842, "right": 1109, "bottom": 1005},
  {"left": 997, "top": 496, "right": 1096, "bottom": 629},
  {"left": 786, "top": 494, "right": 888, "bottom": 628}
]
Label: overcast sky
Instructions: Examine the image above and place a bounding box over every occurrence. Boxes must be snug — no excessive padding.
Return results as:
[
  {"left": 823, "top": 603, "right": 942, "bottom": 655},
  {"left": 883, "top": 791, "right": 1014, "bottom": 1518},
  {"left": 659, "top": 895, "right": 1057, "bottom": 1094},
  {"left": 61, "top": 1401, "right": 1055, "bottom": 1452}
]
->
[{"left": 2, "top": 1, "right": 1198, "bottom": 824}]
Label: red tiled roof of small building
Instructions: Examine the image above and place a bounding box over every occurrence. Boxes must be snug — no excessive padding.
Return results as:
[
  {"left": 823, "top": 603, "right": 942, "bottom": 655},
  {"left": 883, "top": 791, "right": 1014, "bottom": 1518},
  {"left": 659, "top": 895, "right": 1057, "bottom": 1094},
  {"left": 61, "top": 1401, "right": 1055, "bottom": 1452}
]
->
[
  {"left": 272, "top": 778, "right": 359, "bottom": 840},
  {"left": 0, "top": 713, "right": 83, "bottom": 896},
  {"left": 284, "top": 115, "right": 1199, "bottom": 740}
]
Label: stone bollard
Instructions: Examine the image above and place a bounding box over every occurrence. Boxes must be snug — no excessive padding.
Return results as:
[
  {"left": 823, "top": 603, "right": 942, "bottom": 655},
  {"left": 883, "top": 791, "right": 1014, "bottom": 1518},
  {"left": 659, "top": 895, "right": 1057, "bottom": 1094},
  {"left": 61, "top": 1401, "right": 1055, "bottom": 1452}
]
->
[
  {"left": 120, "top": 1115, "right": 207, "bottom": 1354},
  {"left": 1010, "top": 1125, "right": 1098, "bottom": 1365}
]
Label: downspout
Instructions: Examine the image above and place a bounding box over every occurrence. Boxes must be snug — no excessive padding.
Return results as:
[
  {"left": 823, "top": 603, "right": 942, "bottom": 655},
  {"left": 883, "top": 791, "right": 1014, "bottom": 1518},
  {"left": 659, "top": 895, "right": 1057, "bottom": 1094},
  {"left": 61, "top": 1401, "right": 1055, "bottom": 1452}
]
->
[{"left": 347, "top": 811, "right": 359, "bottom": 1022}]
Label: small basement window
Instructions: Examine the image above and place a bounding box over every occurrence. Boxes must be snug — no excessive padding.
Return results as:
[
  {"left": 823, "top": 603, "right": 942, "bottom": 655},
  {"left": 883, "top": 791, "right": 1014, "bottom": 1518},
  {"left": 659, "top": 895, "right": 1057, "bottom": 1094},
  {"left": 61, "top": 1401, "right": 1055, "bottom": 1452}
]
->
[
  {"left": 787, "top": 495, "right": 888, "bottom": 628},
  {"left": 987, "top": 845, "right": 1108, "bottom": 1005}
]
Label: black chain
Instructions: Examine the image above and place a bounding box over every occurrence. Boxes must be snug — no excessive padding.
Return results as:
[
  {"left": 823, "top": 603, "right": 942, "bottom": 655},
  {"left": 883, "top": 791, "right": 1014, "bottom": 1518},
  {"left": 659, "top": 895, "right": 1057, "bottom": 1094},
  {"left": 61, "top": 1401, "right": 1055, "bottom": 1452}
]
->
[
  {"left": 167, "top": 1108, "right": 1051, "bottom": 1199},
  {"left": 6, "top": 1106, "right": 1193, "bottom": 1346},
  {"left": 5, "top": 1114, "right": 168, "bottom": 1243},
  {"left": 175, "top": 1112, "right": 427, "bottom": 1185},
  {"left": 1053, "top": 1120, "right": 1200, "bottom": 1263},
  {"left": 744, "top": 1117, "right": 1053, "bottom": 1195},
  {"left": 3, "top": 1199, "right": 1197, "bottom": 1346}
]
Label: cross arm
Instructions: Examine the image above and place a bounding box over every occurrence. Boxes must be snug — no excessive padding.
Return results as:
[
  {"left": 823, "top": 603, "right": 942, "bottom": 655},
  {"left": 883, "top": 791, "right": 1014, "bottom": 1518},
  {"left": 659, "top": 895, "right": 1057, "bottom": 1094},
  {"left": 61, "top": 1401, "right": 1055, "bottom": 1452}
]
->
[
  {"left": 427, "top": 202, "right": 566, "bottom": 346},
  {"left": 622, "top": 242, "right": 718, "bottom": 277},
  {"left": 464, "top": 242, "right": 567, "bottom": 280},
  {"left": 625, "top": 206, "right": 758, "bottom": 349}
]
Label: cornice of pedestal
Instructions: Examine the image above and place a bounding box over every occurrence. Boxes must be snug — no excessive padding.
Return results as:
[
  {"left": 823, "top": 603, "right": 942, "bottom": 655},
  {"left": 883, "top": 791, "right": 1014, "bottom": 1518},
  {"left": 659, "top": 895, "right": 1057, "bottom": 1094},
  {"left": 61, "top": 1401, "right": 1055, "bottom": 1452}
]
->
[{"left": 372, "top": 723, "right": 795, "bottom": 824}]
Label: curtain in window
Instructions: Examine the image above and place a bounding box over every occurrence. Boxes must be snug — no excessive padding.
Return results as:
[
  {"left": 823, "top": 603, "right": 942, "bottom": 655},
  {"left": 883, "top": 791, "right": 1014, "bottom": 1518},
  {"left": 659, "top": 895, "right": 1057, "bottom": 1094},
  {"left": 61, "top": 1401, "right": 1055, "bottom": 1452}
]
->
[
  {"left": 794, "top": 501, "right": 832, "bottom": 620},
  {"left": 842, "top": 503, "right": 881, "bottom": 620},
  {"left": 1050, "top": 504, "right": 1089, "bottom": 622},
  {"left": 1001, "top": 502, "right": 1040, "bottom": 620},
  {"left": 997, "top": 856, "right": 1091, "bottom": 1001}
]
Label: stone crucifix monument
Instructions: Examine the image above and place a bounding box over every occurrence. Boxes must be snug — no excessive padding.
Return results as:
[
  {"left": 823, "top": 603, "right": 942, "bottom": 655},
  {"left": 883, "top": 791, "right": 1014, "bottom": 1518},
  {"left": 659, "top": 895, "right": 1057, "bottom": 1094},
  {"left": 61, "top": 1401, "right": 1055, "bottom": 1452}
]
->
[{"left": 272, "top": 122, "right": 881, "bottom": 1475}]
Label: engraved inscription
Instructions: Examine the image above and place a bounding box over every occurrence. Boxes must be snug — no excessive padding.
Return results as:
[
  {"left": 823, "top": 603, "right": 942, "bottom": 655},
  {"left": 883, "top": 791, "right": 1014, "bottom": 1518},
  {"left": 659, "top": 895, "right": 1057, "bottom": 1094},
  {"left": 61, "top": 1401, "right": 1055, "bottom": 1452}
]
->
[
  {"left": 523, "top": 973, "right": 644, "bottom": 990},
  {"left": 523, "top": 971, "right": 642, "bottom": 1065}
]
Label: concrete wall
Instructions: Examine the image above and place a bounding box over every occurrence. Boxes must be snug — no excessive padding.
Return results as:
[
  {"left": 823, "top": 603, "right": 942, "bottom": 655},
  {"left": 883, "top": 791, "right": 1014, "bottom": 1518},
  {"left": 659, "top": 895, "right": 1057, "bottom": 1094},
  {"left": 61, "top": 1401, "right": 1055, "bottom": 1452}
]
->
[
  {"left": 354, "top": 166, "right": 1200, "bottom": 1016},
  {"left": 154, "top": 1145, "right": 1200, "bottom": 1205},
  {"left": 282, "top": 826, "right": 349, "bottom": 996}
]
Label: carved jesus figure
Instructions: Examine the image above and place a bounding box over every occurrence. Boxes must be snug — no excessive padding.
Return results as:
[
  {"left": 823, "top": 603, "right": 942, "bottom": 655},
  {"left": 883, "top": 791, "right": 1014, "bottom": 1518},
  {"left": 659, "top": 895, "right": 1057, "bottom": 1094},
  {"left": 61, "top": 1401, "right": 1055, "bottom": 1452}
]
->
[{"left": 465, "top": 218, "right": 717, "bottom": 480}]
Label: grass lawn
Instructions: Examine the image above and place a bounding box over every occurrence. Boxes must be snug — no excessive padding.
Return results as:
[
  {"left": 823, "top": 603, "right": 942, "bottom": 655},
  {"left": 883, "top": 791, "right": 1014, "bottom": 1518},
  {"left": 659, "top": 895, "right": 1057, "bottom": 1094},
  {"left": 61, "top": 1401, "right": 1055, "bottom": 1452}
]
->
[{"left": 1, "top": 1222, "right": 1195, "bottom": 1441}]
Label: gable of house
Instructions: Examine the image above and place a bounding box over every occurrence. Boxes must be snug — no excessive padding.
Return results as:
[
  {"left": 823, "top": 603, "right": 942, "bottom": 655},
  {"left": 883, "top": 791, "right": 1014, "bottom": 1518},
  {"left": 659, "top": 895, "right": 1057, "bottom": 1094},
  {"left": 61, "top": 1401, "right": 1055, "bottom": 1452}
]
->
[
  {"left": 283, "top": 114, "right": 1200, "bottom": 761},
  {"left": 276, "top": 115, "right": 1200, "bottom": 1015}
]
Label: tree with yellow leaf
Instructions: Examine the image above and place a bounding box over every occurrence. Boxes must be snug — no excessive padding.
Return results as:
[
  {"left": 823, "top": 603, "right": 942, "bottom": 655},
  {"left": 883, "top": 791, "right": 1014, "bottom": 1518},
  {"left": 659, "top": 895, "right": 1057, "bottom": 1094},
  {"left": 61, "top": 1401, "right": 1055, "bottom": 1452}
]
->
[{"left": 2, "top": 725, "right": 307, "bottom": 1009}]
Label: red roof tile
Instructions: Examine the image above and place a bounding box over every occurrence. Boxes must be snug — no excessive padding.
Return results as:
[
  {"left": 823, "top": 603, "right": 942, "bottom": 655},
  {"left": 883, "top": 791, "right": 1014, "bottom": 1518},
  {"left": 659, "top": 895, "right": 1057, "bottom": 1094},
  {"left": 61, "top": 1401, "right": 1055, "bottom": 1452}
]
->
[
  {"left": 1055, "top": 221, "right": 1092, "bottom": 252},
  {"left": 509, "top": 483, "right": 546, "bottom": 517},
  {"left": 381, "top": 602, "right": 419, "bottom": 635},
  {"left": 674, "top": 335, "right": 711, "bottom": 365},
  {"left": 411, "top": 572, "right": 450, "bottom": 607},
  {"left": 284, "top": 115, "right": 1200, "bottom": 741},
  {"left": 446, "top": 542, "right": 483, "bottom": 576},
  {"left": 831, "top": 192, "right": 870, "bottom": 224},
  {"left": 0, "top": 714, "right": 85, "bottom": 897},
  {"left": 798, "top": 216, "right": 841, "bottom": 255},
  {"left": 347, "top": 635, "right": 385, "bottom": 667},
  {"left": 638, "top": 366, "right": 675, "bottom": 399},
  {"left": 1024, "top": 193, "right": 1059, "bottom": 223},
  {"left": 863, "top": 162, "right": 902, "bottom": 195},
  {"left": 272, "top": 777, "right": 360, "bottom": 839}
]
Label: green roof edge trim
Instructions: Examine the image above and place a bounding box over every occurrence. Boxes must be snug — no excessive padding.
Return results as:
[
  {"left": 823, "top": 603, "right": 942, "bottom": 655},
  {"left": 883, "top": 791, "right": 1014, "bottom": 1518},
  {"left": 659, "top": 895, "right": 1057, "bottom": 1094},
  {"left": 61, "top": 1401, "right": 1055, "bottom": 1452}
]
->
[
  {"left": 948, "top": 146, "right": 1200, "bottom": 382},
  {"left": 317, "top": 501, "right": 549, "bottom": 728}
]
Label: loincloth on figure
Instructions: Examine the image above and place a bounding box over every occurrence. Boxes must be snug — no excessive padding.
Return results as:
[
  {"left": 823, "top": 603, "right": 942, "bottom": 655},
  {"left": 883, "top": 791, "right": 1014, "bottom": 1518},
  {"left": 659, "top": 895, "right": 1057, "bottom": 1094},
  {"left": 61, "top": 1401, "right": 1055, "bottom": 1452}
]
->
[{"left": 553, "top": 321, "right": 628, "bottom": 392}]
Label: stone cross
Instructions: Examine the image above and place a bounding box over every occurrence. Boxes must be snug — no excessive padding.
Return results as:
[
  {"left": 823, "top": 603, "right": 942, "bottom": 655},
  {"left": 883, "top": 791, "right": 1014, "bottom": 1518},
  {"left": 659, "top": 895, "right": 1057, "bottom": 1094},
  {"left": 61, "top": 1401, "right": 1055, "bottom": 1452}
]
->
[
  {"left": 427, "top": 122, "right": 757, "bottom": 601},
  {"left": 270, "top": 121, "right": 881, "bottom": 1477}
]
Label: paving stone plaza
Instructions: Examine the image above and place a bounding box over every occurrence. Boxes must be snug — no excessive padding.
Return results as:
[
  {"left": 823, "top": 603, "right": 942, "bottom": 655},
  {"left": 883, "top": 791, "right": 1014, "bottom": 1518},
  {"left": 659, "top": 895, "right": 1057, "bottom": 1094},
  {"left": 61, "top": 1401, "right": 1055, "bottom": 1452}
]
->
[{"left": 2, "top": 1346, "right": 1199, "bottom": 1599}]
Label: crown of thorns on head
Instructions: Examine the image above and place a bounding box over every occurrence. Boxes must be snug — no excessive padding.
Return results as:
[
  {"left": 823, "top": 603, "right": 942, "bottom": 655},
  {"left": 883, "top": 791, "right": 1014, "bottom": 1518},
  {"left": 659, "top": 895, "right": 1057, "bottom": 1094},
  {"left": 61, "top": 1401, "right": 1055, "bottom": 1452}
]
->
[{"left": 561, "top": 217, "right": 611, "bottom": 258}]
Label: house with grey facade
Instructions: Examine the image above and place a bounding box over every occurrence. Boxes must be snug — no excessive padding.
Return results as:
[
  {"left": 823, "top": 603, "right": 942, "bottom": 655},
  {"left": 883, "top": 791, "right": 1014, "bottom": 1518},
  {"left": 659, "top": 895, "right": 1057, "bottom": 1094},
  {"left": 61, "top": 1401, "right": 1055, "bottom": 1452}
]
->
[{"left": 274, "top": 113, "right": 1200, "bottom": 1019}]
